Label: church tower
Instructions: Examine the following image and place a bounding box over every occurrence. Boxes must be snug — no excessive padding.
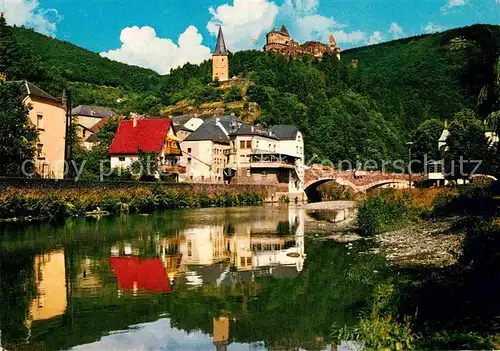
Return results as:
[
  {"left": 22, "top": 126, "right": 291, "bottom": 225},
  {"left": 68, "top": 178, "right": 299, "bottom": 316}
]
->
[{"left": 212, "top": 27, "right": 229, "bottom": 82}]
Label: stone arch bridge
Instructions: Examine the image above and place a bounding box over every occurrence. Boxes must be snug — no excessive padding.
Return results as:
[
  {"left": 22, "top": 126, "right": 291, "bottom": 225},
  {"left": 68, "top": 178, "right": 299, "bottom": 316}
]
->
[{"left": 304, "top": 165, "right": 423, "bottom": 201}]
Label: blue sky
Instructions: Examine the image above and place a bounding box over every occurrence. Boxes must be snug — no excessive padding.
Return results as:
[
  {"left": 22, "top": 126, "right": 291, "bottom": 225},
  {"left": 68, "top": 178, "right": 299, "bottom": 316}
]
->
[{"left": 2, "top": 0, "right": 499, "bottom": 74}]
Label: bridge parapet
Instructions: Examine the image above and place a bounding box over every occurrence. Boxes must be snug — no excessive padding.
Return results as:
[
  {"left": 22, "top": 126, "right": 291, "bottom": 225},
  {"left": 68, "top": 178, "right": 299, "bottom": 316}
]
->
[{"left": 304, "top": 165, "right": 423, "bottom": 193}]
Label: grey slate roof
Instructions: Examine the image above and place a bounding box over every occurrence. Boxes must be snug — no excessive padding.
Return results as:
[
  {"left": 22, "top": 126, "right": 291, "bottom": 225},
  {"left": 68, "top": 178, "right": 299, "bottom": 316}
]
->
[
  {"left": 184, "top": 121, "right": 230, "bottom": 144},
  {"left": 72, "top": 105, "right": 117, "bottom": 118},
  {"left": 231, "top": 123, "right": 279, "bottom": 140},
  {"left": 15, "top": 80, "right": 60, "bottom": 103},
  {"left": 270, "top": 125, "right": 299, "bottom": 140},
  {"left": 214, "top": 27, "right": 228, "bottom": 55}
]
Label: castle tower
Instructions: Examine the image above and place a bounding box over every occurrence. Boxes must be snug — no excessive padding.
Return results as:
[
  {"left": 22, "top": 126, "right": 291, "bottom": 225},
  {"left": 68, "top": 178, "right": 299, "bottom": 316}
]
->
[
  {"left": 212, "top": 27, "right": 229, "bottom": 82},
  {"left": 329, "top": 35, "right": 341, "bottom": 60}
]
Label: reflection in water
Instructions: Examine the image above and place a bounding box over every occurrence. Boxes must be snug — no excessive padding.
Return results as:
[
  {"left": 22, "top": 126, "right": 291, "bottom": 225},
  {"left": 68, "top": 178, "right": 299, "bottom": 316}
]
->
[
  {"left": 27, "top": 251, "right": 67, "bottom": 325},
  {"left": 0, "top": 206, "right": 385, "bottom": 351}
]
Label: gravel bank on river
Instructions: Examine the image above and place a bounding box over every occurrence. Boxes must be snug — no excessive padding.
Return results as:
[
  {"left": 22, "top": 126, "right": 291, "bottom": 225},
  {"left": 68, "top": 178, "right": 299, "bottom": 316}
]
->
[{"left": 376, "top": 219, "right": 464, "bottom": 268}]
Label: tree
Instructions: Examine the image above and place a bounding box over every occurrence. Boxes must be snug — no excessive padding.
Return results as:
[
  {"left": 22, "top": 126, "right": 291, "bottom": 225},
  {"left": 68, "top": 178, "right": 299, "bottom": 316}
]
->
[
  {"left": 410, "top": 119, "right": 444, "bottom": 173},
  {"left": 0, "top": 82, "right": 37, "bottom": 176},
  {"left": 444, "top": 109, "right": 491, "bottom": 180}
]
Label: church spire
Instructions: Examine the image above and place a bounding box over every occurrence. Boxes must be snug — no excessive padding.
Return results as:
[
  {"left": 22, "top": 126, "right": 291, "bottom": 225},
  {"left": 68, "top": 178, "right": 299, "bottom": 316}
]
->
[{"left": 214, "top": 27, "right": 228, "bottom": 56}]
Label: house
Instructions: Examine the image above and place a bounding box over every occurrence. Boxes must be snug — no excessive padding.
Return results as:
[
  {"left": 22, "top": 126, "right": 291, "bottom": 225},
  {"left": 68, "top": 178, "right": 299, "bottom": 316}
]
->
[
  {"left": 108, "top": 117, "right": 184, "bottom": 179},
  {"left": 225, "top": 122, "right": 305, "bottom": 201},
  {"left": 17, "top": 80, "right": 66, "bottom": 179},
  {"left": 177, "top": 115, "right": 305, "bottom": 199},
  {"left": 72, "top": 105, "right": 117, "bottom": 148},
  {"left": 172, "top": 115, "right": 204, "bottom": 141},
  {"left": 180, "top": 117, "right": 230, "bottom": 183},
  {"left": 82, "top": 116, "right": 122, "bottom": 150}
]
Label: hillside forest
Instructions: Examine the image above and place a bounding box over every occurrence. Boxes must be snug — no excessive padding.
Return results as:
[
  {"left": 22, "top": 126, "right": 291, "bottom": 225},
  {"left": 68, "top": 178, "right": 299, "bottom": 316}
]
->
[{"left": 1, "top": 17, "right": 500, "bottom": 174}]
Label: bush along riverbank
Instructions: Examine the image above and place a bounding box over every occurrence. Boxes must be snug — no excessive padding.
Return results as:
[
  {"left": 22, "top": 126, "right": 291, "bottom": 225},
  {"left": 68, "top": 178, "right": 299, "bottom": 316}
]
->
[
  {"left": 351, "top": 179, "right": 500, "bottom": 349},
  {"left": 0, "top": 183, "right": 269, "bottom": 221}
]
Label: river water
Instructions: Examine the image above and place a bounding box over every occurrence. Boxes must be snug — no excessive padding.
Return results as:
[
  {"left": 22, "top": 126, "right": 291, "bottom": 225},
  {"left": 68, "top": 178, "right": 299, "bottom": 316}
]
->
[{"left": 0, "top": 205, "right": 389, "bottom": 351}]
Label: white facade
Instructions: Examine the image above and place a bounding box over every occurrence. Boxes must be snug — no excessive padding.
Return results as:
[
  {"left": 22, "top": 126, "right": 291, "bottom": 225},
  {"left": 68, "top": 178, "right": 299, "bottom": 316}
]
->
[{"left": 180, "top": 140, "right": 228, "bottom": 182}]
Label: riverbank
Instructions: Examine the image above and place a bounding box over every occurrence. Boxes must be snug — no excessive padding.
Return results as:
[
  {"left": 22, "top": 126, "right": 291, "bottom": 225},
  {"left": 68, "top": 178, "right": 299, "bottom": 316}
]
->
[{"left": 0, "top": 182, "right": 269, "bottom": 221}]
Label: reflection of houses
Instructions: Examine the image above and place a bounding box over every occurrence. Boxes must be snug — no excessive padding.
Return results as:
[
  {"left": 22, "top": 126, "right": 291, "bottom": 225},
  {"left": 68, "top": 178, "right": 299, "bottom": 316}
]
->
[
  {"left": 213, "top": 317, "right": 229, "bottom": 351},
  {"left": 109, "top": 257, "right": 172, "bottom": 293},
  {"left": 27, "top": 250, "right": 67, "bottom": 325}
]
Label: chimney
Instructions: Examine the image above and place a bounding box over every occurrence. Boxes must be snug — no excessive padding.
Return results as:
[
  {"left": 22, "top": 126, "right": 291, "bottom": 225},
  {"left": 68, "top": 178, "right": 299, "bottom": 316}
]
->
[
  {"left": 251, "top": 125, "right": 254, "bottom": 132},
  {"left": 132, "top": 113, "right": 137, "bottom": 127},
  {"left": 0, "top": 72, "right": 6, "bottom": 82}
]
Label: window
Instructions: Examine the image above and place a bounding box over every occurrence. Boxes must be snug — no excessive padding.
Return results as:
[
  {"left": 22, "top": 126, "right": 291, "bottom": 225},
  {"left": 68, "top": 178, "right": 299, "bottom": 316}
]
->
[
  {"left": 82, "top": 129, "right": 86, "bottom": 138},
  {"left": 201, "top": 175, "right": 205, "bottom": 181},
  {"left": 240, "top": 257, "right": 246, "bottom": 266},
  {"left": 240, "top": 140, "right": 246, "bottom": 149},
  {"left": 36, "top": 114, "right": 43, "bottom": 130},
  {"left": 247, "top": 169, "right": 251, "bottom": 177},
  {"left": 118, "top": 156, "right": 125, "bottom": 162},
  {"left": 187, "top": 148, "right": 192, "bottom": 153},
  {"left": 246, "top": 257, "right": 252, "bottom": 265},
  {"left": 246, "top": 140, "right": 252, "bottom": 148},
  {"left": 36, "top": 144, "right": 44, "bottom": 159},
  {"left": 187, "top": 157, "right": 192, "bottom": 164},
  {"left": 269, "top": 144, "right": 271, "bottom": 149}
]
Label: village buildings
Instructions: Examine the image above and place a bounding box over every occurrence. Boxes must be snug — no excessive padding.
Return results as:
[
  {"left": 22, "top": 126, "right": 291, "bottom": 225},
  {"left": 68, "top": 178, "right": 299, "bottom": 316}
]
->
[
  {"left": 17, "top": 80, "right": 66, "bottom": 179},
  {"left": 172, "top": 114, "right": 305, "bottom": 200},
  {"left": 72, "top": 105, "right": 119, "bottom": 149}
]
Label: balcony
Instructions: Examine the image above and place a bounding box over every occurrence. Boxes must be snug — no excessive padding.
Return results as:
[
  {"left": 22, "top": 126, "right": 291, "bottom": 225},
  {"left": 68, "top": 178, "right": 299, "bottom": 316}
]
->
[
  {"left": 161, "top": 165, "right": 186, "bottom": 174},
  {"left": 249, "top": 153, "right": 298, "bottom": 169},
  {"left": 223, "top": 148, "right": 236, "bottom": 155}
]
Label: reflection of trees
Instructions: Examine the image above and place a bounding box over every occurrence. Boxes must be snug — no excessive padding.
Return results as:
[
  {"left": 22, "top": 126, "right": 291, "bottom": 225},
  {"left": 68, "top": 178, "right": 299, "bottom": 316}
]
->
[{"left": 0, "top": 252, "right": 36, "bottom": 347}]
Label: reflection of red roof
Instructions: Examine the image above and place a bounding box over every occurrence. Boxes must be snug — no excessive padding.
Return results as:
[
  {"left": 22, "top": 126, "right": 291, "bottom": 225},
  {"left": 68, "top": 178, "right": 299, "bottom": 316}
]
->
[
  {"left": 108, "top": 118, "right": 171, "bottom": 155},
  {"left": 109, "top": 257, "right": 172, "bottom": 293}
]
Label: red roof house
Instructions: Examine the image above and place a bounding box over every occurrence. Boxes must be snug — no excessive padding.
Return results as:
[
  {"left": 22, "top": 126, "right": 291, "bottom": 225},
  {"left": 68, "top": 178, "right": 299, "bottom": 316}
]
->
[{"left": 108, "top": 118, "right": 173, "bottom": 155}]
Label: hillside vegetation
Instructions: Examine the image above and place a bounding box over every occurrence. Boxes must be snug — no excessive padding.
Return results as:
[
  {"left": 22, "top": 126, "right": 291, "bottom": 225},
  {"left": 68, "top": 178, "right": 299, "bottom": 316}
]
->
[{"left": 7, "top": 24, "right": 500, "bottom": 164}]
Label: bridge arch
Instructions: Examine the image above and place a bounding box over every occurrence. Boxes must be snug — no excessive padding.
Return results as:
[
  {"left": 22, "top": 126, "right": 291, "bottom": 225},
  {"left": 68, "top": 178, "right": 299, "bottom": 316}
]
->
[
  {"left": 364, "top": 179, "right": 411, "bottom": 192},
  {"left": 304, "top": 178, "right": 359, "bottom": 202}
]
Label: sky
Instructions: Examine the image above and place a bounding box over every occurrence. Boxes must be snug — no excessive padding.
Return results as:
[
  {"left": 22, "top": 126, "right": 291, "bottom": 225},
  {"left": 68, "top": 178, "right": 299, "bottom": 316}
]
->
[{"left": 1, "top": 0, "right": 499, "bottom": 74}]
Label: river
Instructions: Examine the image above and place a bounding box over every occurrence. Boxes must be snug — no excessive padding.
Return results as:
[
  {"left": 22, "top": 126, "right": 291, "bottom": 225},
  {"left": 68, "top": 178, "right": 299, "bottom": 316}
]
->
[{"left": 0, "top": 205, "right": 389, "bottom": 351}]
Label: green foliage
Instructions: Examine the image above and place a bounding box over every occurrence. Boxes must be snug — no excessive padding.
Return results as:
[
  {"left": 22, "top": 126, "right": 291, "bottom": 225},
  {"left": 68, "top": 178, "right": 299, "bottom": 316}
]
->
[
  {"left": 410, "top": 119, "right": 444, "bottom": 172},
  {"left": 357, "top": 191, "right": 410, "bottom": 235},
  {"left": 334, "top": 283, "right": 416, "bottom": 351},
  {"left": 224, "top": 86, "right": 242, "bottom": 102},
  {"left": 0, "top": 183, "right": 267, "bottom": 220},
  {"left": 444, "top": 109, "right": 492, "bottom": 178},
  {"left": 0, "top": 82, "right": 37, "bottom": 176}
]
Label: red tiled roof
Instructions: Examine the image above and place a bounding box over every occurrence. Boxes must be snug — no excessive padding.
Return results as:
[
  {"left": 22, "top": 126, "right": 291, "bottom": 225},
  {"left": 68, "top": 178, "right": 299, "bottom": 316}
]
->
[
  {"left": 109, "top": 257, "right": 172, "bottom": 293},
  {"left": 89, "top": 116, "right": 122, "bottom": 133},
  {"left": 108, "top": 118, "right": 171, "bottom": 155}
]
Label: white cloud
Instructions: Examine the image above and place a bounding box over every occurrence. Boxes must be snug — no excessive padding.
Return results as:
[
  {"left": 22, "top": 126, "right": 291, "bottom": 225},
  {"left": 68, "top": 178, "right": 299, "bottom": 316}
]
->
[
  {"left": 100, "top": 25, "right": 211, "bottom": 75},
  {"left": 293, "top": 0, "right": 319, "bottom": 15},
  {"left": 423, "top": 22, "right": 445, "bottom": 33},
  {"left": 207, "top": 0, "right": 279, "bottom": 51},
  {"left": 442, "top": 0, "right": 467, "bottom": 13},
  {"left": 332, "top": 30, "right": 366, "bottom": 44},
  {"left": 367, "top": 31, "right": 384, "bottom": 45},
  {"left": 2, "top": 0, "right": 59, "bottom": 36},
  {"left": 389, "top": 22, "right": 404, "bottom": 39}
]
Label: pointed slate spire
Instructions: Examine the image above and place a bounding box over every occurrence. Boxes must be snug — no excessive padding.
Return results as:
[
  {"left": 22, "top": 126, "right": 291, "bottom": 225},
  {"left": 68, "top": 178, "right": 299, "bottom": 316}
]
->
[
  {"left": 214, "top": 27, "right": 228, "bottom": 55},
  {"left": 280, "top": 24, "right": 289, "bottom": 36}
]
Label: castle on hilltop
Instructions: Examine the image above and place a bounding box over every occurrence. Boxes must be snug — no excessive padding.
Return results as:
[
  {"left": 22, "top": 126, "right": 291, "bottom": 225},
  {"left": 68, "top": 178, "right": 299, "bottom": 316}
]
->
[{"left": 263, "top": 25, "right": 341, "bottom": 60}]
